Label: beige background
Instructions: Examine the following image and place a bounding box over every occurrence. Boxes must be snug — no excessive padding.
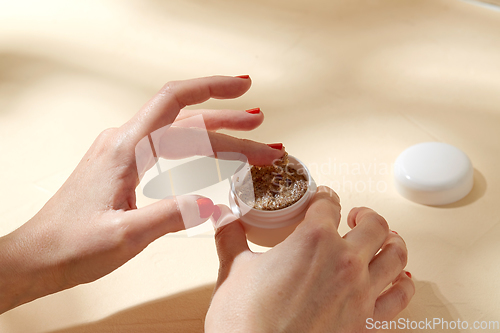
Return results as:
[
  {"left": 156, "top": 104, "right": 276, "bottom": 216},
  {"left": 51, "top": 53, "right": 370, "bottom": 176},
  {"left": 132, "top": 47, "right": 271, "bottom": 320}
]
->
[{"left": 1, "top": 0, "right": 499, "bottom": 332}]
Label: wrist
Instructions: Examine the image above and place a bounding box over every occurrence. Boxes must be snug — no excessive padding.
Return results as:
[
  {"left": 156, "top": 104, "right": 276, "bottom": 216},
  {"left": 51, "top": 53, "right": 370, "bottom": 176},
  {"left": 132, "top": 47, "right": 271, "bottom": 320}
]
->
[
  {"left": 0, "top": 224, "right": 63, "bottom": 314},
  {"left": 0, "top": 232, "right": 29, "bottom": 313}
]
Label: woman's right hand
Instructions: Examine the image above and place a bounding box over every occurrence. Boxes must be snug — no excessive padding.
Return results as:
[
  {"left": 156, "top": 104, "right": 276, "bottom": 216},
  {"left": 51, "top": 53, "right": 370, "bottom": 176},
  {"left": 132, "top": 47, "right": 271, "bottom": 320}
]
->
[{"left": 206, "top": 186, "right": 415, "bottom": 333}]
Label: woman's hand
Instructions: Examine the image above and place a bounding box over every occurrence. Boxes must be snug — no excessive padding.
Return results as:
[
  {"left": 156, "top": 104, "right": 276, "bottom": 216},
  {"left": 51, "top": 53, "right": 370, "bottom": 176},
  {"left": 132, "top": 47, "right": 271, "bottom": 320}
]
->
[
  {"left": 0, "top": 75, "right": 284, "bottom": 314},
  {"left": 206, "top": 186, "right": 415, "bottom": 333}
]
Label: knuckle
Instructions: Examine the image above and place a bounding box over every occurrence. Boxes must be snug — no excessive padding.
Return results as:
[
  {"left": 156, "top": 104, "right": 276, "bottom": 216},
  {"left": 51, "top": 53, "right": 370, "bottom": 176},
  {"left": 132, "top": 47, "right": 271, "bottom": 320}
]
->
[
  {"left": 214, "top": 225, "right": 239, "bottom": 265},
  {"left": 116, "top": 230, "right": 141, "bottom": 257},
  {"left": 96, "top": 127, "right": 118, "bottom": 142},
  {"left": 95, "top": 127, "right": 129, "bottom": 154},
  {"left": 159, "top": 81, "right": 176, "bottom": 95},
  {"left": 302, "top": 222, "right": 335, "bottom": 245},
  {"left": 214, "top": 223, "right": 237, "bottom": 248},
  {"left": 159, "top": 81, "right": 185, "bottom": 109},
  {"left": 239, "top": 138, "right": 254, "bottom": 148},
  {"left": 394, "top": 287, "right": 411, "bottom": 309},
  {"left": 318, "top": 186, "right": 341, "bottom": 202},
  {"left": 386, "top": 242, "right": 408, "bottom": 267},
  {"left": 332, "top": 252, "right": 366, "bottom": 288},
  {"left": 335, "top": 251, "right": 364, "bottom": 284},
  {"left": 214, "top": 225, "right": 230, "bottom": 246},
  {"left": 317, "top": 191, "right": 341, "bottom": 213},
  {"left": 365, "top": 211, "right": 389, "bottom": 232},
  {"left": 105, "top": 214, "right": 142, "bottom": 255}
]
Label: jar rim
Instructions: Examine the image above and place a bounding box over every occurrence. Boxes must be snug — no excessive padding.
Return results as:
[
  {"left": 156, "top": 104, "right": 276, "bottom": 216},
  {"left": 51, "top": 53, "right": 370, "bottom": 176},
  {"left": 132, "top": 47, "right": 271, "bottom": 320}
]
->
[{"left": 229, "top": 155, "right": 317, "bottom": 229}]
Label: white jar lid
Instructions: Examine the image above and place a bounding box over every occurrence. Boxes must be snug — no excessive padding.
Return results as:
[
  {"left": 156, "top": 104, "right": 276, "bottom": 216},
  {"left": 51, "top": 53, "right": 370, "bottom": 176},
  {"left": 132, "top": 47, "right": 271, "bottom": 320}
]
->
[{"left": 394, "top": 142, "right": 473, "bottom": 205}]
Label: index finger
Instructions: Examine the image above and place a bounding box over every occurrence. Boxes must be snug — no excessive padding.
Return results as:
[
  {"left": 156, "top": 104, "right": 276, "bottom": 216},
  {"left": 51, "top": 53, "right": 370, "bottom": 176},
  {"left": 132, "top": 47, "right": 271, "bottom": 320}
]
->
[
  {"left": 122, "top": 75, "right": 252, "bottom": 144},
  {"left": 343, "top": 207, "right": 390, "bottom": 260}
]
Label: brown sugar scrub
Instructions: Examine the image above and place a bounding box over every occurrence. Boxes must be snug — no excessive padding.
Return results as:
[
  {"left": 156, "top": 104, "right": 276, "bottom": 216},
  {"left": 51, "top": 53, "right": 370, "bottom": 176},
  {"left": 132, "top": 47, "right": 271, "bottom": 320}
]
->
[
  {"left": 236, "top": 153, "right": 309, "bottom": 210},
  {"left": 229, "top": 153, "right": 317, "bottom": 247}
]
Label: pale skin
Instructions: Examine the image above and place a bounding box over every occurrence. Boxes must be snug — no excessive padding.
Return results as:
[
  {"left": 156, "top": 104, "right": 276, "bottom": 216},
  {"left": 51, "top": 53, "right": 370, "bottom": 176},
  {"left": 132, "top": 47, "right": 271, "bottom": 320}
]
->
[
  {"left": 0, "top": 76, "right": 414, "bottom": 332},
  {"left": 207, "top": 191, "right": 415, "bottom": 332},
  {"left": 0, "top": 75, "right": 283, "bottom": 313}
]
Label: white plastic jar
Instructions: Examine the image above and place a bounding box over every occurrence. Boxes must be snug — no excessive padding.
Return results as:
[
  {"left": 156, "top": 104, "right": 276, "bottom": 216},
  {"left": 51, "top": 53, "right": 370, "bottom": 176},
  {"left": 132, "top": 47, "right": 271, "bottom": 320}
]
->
[{"left": 229, "top": 155, "right": 317, "bottom": 247}]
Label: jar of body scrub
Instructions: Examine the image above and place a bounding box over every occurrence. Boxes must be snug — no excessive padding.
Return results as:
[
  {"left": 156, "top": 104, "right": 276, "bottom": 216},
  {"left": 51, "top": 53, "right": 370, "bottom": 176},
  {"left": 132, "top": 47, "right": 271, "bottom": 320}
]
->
[{"left": 229, "top": 155, "right": 317, "bottom": 247}]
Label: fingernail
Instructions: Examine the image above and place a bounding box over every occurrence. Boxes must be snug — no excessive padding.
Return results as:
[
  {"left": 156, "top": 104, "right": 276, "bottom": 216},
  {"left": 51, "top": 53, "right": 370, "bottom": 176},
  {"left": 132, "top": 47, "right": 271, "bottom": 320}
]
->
[
  {"left": 236, "top": 75, "right": 250, "bottom": 79},
  {"left": 267, "top": 143, "right": 283, "bottom": 150},
  {"left": 196, "top": 198, "right": 214, "bottom": 219},
  {"left": 211, "top": 205, "right": 221, "bottom": 223},
  {"left": 405, "top": 271, "right": 412, "bottom": 279},
  {"left": 246, "top": 107, "right": 260, "bottom": 114},
  {"left": 391, "top": 230, "right": 398, "bottom": 235}
]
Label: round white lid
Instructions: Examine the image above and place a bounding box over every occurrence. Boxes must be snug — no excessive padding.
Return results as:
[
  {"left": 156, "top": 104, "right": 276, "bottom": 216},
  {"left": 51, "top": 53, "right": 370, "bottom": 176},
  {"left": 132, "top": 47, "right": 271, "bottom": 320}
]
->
[{"left": 394, "top": 142, "right": 473, "bottom": 205}]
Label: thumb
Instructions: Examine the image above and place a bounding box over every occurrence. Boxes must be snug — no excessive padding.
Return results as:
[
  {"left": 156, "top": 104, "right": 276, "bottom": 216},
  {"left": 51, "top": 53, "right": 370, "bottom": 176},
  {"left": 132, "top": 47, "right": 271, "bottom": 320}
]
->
[
  {"left": 123, "top": 195, "right": 215, "bottom": 245},
  {"left": 213, "top": 205, "right": 251, "bottom": 273}
]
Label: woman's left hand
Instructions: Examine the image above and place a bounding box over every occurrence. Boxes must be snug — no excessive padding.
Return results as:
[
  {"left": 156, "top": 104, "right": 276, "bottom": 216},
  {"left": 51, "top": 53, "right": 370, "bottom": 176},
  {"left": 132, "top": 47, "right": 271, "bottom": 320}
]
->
[{"left": 0, "top": 75, "right": 284, "bottom": 313}]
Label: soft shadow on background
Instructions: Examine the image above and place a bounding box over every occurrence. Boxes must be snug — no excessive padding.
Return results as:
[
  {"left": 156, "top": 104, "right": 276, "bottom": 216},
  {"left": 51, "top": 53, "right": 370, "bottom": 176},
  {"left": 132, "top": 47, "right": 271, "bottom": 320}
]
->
[
  {"left": 46, "top": 280, "right": 461, "bottom": 333},
  {"left": 1, "top": 0, "right": 500, "bottom": 332},
  {"left": 48, "top": 284, "right": 215, "bottom": 333},
  {"left": 440, "top": 169, "right": 487, "bottom": 208},
  {"left": 382, "top": 279, "right": 462, "bottom": 333}
]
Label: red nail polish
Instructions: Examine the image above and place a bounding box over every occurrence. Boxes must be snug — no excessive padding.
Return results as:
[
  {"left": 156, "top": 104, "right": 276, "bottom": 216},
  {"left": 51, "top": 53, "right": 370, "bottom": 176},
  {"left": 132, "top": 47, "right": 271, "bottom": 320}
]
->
[
  {"left": 196, "top": 198, "right": 214, "bottom": 219},
  {"left": 405, "top": 271, "right": 412, "bottom": 279},
  {"left": 236, "top": 75, "right": 250, "bottom": 79},
  {"left": 246, "top": 107, "right": 260, "bottom": 114},
  {"left": 267, "top": 143, "right": 283, "bottom": 150},
  {"left": 391, "top": 230, "right": 398, "bottom": 235},
  {"left": 212, "top": 205, "right": 221, "bottom": 223}
]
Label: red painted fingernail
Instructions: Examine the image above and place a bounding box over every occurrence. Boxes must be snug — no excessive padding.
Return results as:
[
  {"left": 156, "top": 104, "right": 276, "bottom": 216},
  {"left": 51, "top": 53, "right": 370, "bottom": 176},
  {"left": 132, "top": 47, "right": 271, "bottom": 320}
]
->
[
  {"left": 196, "top": 198, "right": 214, "bottom": 219},
  {"left": 267, "top": 143, "right": 283, "bottom": 150},
  {"left": 236, "top": 75, "right": 250, "bottom": 79},
  {"left": 391, "top": 230, "right": 398, "bottom": 235},
  {"left": 405, "top": 271, "right": 412, "bottom": 278},
  {"left": 211, "top": 205, "right": 221, "bottom": 223},
  {"left": 246, "top": 107, "right": 260, "bottom": 114}
]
